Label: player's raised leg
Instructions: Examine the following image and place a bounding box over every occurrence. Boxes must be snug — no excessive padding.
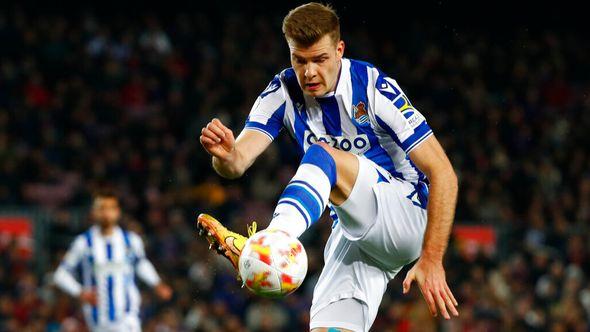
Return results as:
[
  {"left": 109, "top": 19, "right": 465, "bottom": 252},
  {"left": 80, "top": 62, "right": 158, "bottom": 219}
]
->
[
  {"left": 196, "top": 141, "right": 362, "bottom": 272},
  {"left": 266, "top": 142, "right": 360, "bottom": 238}
]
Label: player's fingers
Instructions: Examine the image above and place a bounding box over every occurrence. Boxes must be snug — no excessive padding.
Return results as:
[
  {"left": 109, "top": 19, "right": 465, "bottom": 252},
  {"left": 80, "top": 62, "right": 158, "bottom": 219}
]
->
[
  {"left": 212, "top": 118, "right": 224, "bottom": 127},
  {"left": 222, "top": 125, "right": 233, "bottom": 138},
  {"left": 207, "top": 122, "right": 226, "bottom": 139},
  {"left": 441, "top": 288, "right": 459, "bottom": 317},
  {"left": 418, "top": 283, "right": 438, "bottom": 317},
  {"left": 201, "top": 128, "right": 222, "bottom": 143},
  {"left": 212, "top": 118, "right": 233, "bottom": 136},
  {"left": 445, "top": 284, "right": 459, "bottom": 307},
  {"left": 200, "top": 135, "right": 216, "bottom": 146},
  {"left": 211, "top": 118, "right": 232, "bottom": 137},
  {"left": 433, "top": 288, "right": 450, "bottom": 319},
  {"left": 402, "top": 271, "right": 414, "bottom": 294}
]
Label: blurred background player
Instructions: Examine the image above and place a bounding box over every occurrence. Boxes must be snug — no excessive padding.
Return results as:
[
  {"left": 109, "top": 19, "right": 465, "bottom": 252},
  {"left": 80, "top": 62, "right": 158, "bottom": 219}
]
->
[
  {"left": 198, "top": 3, "right": 458, "bottom": 331},
  {"left": 53, "top": 191, "right": 172, "bottom": 331}
]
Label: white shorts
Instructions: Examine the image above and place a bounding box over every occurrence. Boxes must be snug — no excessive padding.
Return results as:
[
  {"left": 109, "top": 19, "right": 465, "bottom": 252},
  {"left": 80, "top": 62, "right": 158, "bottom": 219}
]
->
[
  {"left": 310, "top": 156, "right": 427, "bottom": 332},
  {"left": 311, "top": 298, "right": 367, "bottom": 332}
]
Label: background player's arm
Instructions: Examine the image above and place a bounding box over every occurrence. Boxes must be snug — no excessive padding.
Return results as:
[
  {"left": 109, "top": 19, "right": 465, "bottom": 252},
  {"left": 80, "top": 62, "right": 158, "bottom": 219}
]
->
[
  {"left": 200, "top": 118, "right": 272, "bottom": 179},
  {"left": 403, "top": 135, "right": 459, "bottom": 319},
  {"left": 53, "top": 237, "right": 97, "bottom": 304},
  {"left": 132, "top": 234, "right": 173, "bottom": 300}
]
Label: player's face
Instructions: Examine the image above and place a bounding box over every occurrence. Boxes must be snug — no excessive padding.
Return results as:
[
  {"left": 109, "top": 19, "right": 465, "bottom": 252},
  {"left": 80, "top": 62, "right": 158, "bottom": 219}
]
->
[
  {"left": 92, "top": 197, "right": 121, "bottom": 228},
  {"left": 289, "top": 34, "right": 345, "bottom": 97}
]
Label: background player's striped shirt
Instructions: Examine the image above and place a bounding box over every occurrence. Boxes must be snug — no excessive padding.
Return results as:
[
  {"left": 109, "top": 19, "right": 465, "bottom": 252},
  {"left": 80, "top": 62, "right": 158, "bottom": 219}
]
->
[
  {"left": 244, "top": 58, "right": 432, "bottom": 209},
  {"left": 54, "top": 226, "right": 161, "bottom": 329}
]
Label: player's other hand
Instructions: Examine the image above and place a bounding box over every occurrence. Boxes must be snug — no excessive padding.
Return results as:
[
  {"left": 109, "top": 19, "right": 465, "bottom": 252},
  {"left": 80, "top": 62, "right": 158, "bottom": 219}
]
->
[
  {"left": 155, "top": 282, "right": 173, "bottom": 301},
  {"left": 402, "top": 256, "right": 459, "bottom": 320},
  {"left": 79, "top": 289, "right": 98, "bottom": 305},
  {"left": 199, "top": 118, "right": 236, "bottom": 161}
]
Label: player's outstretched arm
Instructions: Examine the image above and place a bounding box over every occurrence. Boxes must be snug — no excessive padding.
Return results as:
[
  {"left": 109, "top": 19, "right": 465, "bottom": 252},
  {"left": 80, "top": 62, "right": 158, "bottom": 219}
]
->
[
  {"left": 403, "top": 134, "right": 459, "bottom": 320},
  {"left": 200, "top": 118, "right": 273, "bottom": 179},
  {"left": 54, "top": 237, "right": 98, "bottom": 305}
]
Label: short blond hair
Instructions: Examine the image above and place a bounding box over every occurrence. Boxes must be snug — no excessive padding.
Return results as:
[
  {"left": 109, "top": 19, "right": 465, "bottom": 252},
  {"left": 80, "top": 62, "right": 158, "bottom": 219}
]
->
[{"left": 282, "top": 2, "right": 340, "bottom": 47}]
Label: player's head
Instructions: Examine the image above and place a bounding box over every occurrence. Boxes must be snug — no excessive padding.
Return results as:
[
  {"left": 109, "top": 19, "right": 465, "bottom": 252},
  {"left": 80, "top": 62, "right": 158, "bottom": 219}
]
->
[
  {"left": 283, "top": 2, "right": 344, "bottom": 97},
  {"left": 91, "top": 190, "right": 121, "bottom": 228}
]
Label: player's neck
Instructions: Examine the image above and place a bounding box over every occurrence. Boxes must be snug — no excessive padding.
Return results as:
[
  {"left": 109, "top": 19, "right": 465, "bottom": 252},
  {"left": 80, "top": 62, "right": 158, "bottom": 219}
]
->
[
  {"left": 321, "top": 59, "right": 342, "bottom": 97},
  {"left": 332, "top": 59, "right": 342, "bottom": 93},
  {"left": 99, "top": 225, "right": 116, "bottom": 236}
]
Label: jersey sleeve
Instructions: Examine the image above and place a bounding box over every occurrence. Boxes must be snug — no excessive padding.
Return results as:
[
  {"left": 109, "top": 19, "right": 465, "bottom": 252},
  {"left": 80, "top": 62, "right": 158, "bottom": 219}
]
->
[
  {"left": 54, "top": 236, "right": 86, "bottom": 296},
  {"left": 129, "top": 232, "right": 147, "bottom": 260},
  {"left": 130, "top": 233, "right": 161, "bottom": 287},
  {"left": 59, "top": 236, "right": 86, "bottom": 271},
  {"left": 243, "top": 74, "right": 287, "bottom": 141},
  {"left": 371, "top": 71, "right": 433, "bottom": 154}
]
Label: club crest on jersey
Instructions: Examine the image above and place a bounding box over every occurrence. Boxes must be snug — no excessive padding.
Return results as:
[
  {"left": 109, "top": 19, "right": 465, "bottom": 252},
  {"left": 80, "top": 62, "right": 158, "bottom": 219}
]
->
[{"left": 353, "top": 101, "right": 370, "bottom": 126}]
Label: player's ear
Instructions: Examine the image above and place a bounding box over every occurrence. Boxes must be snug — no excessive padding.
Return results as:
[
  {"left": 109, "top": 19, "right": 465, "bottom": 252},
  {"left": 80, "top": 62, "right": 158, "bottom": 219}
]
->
[{"left": 336, "top": 40, "right": 345, "bottom": 59}]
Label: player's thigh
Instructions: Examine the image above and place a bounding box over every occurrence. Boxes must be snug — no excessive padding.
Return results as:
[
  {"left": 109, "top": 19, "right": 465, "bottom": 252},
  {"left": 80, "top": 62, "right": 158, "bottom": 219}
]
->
[
  {"left": 327, "top": 153, "right": 427, "bottom": 271},
  {"left": 330, "top": 154, "right": 382, "bottom": 240},
  {"left": 357, "top": 178, "right": 428, "bottom": 271}
]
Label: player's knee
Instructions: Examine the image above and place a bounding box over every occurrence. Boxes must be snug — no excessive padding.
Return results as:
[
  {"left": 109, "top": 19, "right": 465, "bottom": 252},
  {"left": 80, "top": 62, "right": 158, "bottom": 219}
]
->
[
  {"left": 304, "top": 143, "right": 338, "bottom": 167},
  {"left": 311, "top": 142, "right": 346, "bottom": 167},
  {"left": 305, "top": 142, "right": 336, "bottom": 160},
  {"left": 309, "top": 142, "right": 354, "bottom": 170},
  {"left": 301, "top": 143, "right": 337, "bottom": 187},
  {"left": 314, "top": 141, "right": 336, "bottom": 156}
]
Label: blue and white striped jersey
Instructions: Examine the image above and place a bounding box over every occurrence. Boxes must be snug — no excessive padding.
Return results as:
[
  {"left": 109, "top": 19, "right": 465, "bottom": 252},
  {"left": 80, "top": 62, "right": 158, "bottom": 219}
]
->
[
  {"left": 54, "top": 226, "right": 161, "bottom": 329},
  {"left": 244, "top": 58, "right": 432, "bottom": 189}
]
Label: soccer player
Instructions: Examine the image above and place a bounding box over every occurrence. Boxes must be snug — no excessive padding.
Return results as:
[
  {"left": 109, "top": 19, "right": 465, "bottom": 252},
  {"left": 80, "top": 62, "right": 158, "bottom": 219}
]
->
[
  {"left": 54, "top": 191, "right": 172, "bottom": 332},
  {"left": 198, "top": 3, "right": 459, "bottom": 331}
]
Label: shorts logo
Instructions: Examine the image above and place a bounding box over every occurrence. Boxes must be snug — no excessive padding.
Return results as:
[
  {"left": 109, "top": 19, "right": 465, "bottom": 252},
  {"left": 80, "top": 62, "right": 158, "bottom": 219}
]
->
[
  {"left": 353, "top": 101, "right": 370, "bottom": 126},
  {"left": 406, "top": 188, "right": 427, "bottom": 209}
]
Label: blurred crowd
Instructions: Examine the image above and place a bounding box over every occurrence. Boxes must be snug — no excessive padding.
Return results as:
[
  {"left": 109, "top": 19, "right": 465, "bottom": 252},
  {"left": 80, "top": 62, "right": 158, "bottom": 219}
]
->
[{"left": 1, "top": 4, "right": 589, "bottom": 332}]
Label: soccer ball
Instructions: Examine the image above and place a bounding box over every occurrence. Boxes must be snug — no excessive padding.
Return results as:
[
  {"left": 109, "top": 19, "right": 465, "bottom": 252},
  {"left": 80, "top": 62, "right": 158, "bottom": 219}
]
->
[{"left": 238, "top": 229, "right": 307, "bottom": 297}]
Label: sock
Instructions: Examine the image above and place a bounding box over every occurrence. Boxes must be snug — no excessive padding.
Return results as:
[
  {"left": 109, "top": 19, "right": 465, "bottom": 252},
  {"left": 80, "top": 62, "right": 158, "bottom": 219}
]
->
[{"left": 268, "top": 144, "right": 337, "bottom": 238}]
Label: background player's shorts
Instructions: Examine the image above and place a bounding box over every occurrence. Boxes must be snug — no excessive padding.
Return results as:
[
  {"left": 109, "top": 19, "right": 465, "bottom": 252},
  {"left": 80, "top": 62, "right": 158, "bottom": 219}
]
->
[
  {"left": 87, "top": 315, "right": 141, "bottom": 332},
  {"left": 309, "top": 155, "right": 427, "bottom": 332}
]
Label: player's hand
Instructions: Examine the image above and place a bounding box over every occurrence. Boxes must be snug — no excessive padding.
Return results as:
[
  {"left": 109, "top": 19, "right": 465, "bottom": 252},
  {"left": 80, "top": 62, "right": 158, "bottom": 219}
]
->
[
  {"left": 79, "top": 289, "right": 98, "bottom": 305},
  {"left": 154, "top": 282, "right": 173, "bottom": 301},
  {"left": 199, "top": 118, "right": 236, "bottom": 161},
  {"left": 402, "top": 256, "right": 459, "bottom": 319}
]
